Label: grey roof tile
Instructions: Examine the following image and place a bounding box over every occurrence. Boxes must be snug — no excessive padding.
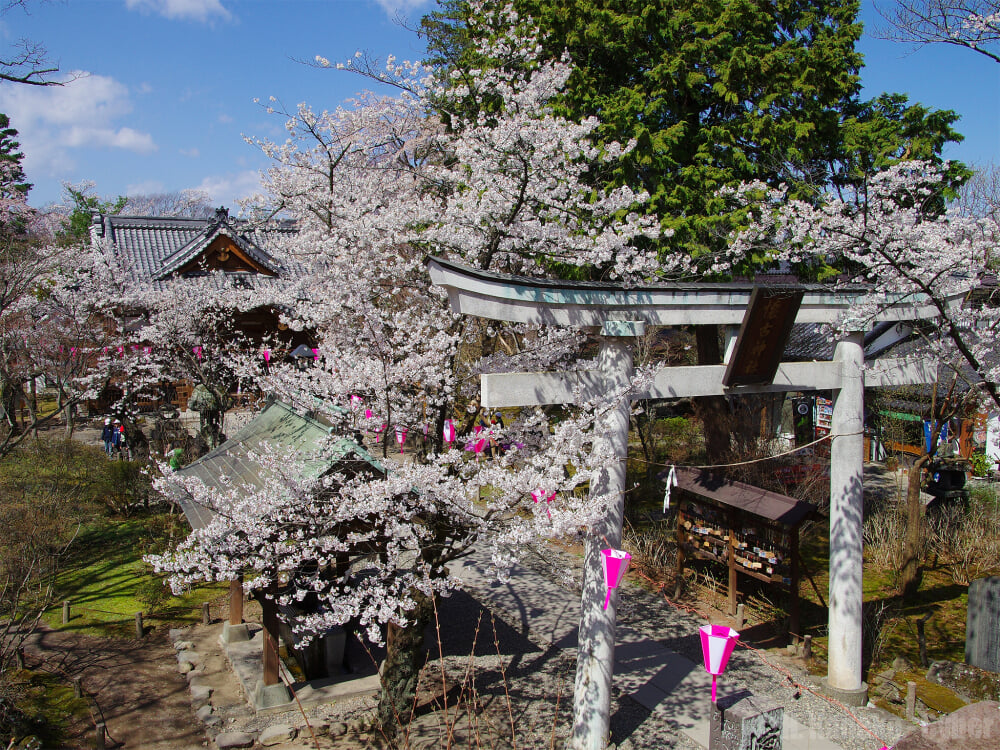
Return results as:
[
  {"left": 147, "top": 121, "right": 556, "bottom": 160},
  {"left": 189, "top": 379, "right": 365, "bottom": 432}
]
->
[{"left": 95, "top": 210, "right": 297, "bottom": 290}]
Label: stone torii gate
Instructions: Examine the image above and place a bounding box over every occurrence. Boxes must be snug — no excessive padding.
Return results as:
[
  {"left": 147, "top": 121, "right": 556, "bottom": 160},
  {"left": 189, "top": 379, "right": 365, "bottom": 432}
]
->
[{"left": 427, "top": 257, "right": 955, "bottom": 750}]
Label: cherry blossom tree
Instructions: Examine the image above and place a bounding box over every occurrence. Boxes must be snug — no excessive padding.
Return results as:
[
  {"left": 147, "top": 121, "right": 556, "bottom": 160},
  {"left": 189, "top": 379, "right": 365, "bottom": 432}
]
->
[
  {"left": 724, "top": 159, "right": 999, "bottom": 596},
  {"left": 152, "top": 1, "right": 678, "bottom": 730},
  {"left": 723, "top": 160, "right": 998, "bottom": 407},
  {"left": 877, "top": 0, "right": 1000, "bottom": 64}
]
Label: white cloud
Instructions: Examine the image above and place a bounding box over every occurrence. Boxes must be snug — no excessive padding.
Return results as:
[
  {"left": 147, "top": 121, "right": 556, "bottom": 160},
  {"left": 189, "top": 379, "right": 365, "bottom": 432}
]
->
[
  {"left": 125, "top": 0, "right": 232, "bottom": 23},
  {"left": 179, "top": 147, "right": 200, "bottom": 158},
  {"left": 371, "top": 0, "right": 433, "bottom": 19},
  {"left": 194, "top": 170, "right": 262, "bottom": 207},
  {"left": 0, "top": 71, "right": 158, "bottom": 177},
  {"left": 127, "top": 179, "right": 166, "bottom": 195}
]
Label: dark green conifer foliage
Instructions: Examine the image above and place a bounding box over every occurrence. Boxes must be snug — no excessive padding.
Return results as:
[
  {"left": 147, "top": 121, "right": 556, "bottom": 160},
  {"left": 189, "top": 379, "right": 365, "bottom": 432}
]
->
[
  {"left": 0, "top": 113, "right": 31, "bottom": 236},
  {"left": 423, "top": 0, "right": 965, "bottom": 267}
]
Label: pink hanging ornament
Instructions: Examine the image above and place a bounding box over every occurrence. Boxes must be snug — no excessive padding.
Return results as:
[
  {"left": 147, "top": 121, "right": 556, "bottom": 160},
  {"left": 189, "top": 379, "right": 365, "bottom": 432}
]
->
[
  {"left": 350, "top": 395, "right": 362, "bottom": 411},
  {"left": 311, "top": 347, "right": 319, "bottom": 360},
  {"left": 699, "top": 624, "right": 739, "bottom": 703},
  {"left": 600, "top": 549, "right": 631, "bottom": 610},
  {"left": 443, "top": 419, "right": 455, "bottom": 446},
  {"left": 263, "top": 349, "right": 271, "bottom": 363},
  {"left": 531, "top": 489, "right": 556, "bottom": 519},
  {"left": 373, "top": 423, "right": 387, "bottom": 443},
  {"left": 193, "top": 345, "right": 203, "bottom": 360},
  {"left": 395, "top": 426, "right": 407, "bottom": 454},
  {"left": 364, "top": 408, "right": 373, "bottom": 420},
  {"left": 117, "top": 346, "right": 124, "bottom": 358},
  {"left": 143, "top": 346, "right": 152, "bottom": 356},
  {"left": 423, "top": 423, "right": 429, "bottom": 437}
]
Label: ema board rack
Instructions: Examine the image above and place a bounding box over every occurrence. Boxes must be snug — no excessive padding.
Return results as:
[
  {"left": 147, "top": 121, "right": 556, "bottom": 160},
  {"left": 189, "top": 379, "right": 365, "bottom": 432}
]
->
[{"left": 663, "top": 468, "right": 816, "bottom": 637}]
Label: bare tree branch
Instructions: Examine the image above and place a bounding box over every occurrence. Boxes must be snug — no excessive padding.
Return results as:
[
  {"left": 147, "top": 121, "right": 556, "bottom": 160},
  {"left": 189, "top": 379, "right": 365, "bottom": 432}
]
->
[
  {"left": 876, "top": 0, "right": 1000, "bottom": 64},
  {"left": 0, "top": 1, "right": 65, "bottom": 86}
]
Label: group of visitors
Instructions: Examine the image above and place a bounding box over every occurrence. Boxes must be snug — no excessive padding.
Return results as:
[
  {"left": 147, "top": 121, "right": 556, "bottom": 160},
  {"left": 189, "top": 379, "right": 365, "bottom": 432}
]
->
[{"left": 100, "top": 418, "right": 130, "bottom": 460}]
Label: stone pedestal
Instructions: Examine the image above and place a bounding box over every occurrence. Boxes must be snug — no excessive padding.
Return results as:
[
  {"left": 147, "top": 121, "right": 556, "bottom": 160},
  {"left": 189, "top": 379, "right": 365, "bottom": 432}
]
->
[
  {"left": 252, "top": 679, "right": 292, "bottom": 710},
  {"left": 709, "top": 694, "right": 783, "bottom": 750},
  {"left": 966, "top": 576, "right": 1000, "bottom": 673},
  {"left": 221, "top": 623, "right": 251, "bottom": 644}
]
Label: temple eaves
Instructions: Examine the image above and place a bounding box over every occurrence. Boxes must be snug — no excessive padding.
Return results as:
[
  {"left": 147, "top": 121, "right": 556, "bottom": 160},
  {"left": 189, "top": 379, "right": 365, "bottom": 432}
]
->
[{"left": 426, "top": 256, "right": 960, "bottom": 327}]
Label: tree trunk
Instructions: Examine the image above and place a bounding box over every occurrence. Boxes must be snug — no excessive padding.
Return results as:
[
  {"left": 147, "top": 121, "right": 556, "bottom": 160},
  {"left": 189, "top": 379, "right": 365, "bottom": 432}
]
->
[
  {"left": 900, "top": 455, "right": 928, "bottom": 598},
  {"left": 376, "top": 589, "right": 432, "bottom": 737},
  {"left": 64, "top": 402, "right": 76, "bottom": 439},
  {"left": 692, "top": 326, "right": 730, "bottom": 461}
]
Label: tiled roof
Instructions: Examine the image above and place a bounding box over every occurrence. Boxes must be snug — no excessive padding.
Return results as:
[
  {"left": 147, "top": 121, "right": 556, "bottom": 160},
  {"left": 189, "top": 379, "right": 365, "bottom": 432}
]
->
[
  {"left": 783, "top": 321, "right": 917, "bottom": 362},
  {"left": 173, "top": 398, "right": 382, "bottom": 530},
  {"left": 92, "top": 208, "right": 297, "bottom": 289}
]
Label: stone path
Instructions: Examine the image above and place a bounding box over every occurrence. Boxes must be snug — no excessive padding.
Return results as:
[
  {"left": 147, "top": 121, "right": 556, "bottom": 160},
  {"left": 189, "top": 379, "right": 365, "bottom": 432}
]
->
[{"left": 451, "top": 546, "right": 906, "bottom": 749}]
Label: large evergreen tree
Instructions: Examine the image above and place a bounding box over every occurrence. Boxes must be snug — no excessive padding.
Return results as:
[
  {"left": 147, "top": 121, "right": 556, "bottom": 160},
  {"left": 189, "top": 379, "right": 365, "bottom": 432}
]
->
[
  {"left": 423, "top": 0, "right": 965, "bottom": 266},
  {"left": 0, "top": 113, "right": 31, "bottom": 236}
]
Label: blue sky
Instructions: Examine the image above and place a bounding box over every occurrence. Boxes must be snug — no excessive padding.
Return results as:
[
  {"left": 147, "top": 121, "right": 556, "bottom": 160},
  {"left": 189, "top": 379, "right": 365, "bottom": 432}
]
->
[{"left": 1, "top": 0, "right": 997, "bottom": 211}]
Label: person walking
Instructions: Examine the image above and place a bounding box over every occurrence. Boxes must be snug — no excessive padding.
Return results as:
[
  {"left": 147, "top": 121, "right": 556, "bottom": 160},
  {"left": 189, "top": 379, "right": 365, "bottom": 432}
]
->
[
  {"left": 111, "top": 419, "right": 124, "bottom": 459},
  {"left": 101, "top": 418, "right": 114, "bottom": 457}
]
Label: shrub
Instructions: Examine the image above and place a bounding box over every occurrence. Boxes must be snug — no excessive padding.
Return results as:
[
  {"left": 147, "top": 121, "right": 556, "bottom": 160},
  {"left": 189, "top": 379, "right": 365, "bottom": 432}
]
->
[
  {"left": 969, "top": 451, "right": 992, "bottom": 478},
  {"left": 927, "top": 499, "right": 1000, "bottom": 585}
]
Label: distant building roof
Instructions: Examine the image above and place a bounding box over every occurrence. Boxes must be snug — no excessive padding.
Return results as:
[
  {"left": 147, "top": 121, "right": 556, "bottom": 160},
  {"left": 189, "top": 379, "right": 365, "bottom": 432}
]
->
[
  {"left": 91, "top": 206, "right": 297, "bottom": 290},
  {"left": 174, "top": 398, "right": 382, "bottom": 530},
  {"left": 783, "top": 321, "right": 919, "bottom": 362}
]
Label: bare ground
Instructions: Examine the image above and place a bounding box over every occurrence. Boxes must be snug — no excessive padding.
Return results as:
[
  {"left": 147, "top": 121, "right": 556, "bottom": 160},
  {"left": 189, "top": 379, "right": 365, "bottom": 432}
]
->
[{"left": 23, "top": 624, "right": 208, "bottom": 749}]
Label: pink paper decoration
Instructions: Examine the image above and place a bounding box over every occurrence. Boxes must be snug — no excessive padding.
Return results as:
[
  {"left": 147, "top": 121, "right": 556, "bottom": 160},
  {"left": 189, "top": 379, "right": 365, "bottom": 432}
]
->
[
  {"left": 350, "top": 395, "right": 362, "bottom": 410},
  {"left": 143, "top": 346, "right": 152, "bottom": 356},
  {"left": 600, "top": 549, "right": 631, "bottom": 610},
  {"left": 395, "top": 425, "right": 407, "bottom": 453},
  {"left": 443, "top": 419, "right": 455, "bottom": 446},
  {"left": 531, "top": 488, "right": 556, "bottom": 518},
  {"left": 374, "top": 423, "right": 387, "bottom": 442},
  {"left": 364, "top": 408, "right": 373, "bottom": 420},
  {"left": 193, "top": 345, "right": 203, "bottom": 360},
  {"left": 311, "top": 347, "right": 319, "bottom": 360},
  {"left": 423, "top": 423, "right": 429, "bottom": 437},
  {"left": 117, "top": 346, "right": 124, "bottom": 358},
  {"left": 263, "top": 349, "right": 271, "bottom": 362},
  {"left": 699, "top": 624, "right": 739, "bottom": 703}
]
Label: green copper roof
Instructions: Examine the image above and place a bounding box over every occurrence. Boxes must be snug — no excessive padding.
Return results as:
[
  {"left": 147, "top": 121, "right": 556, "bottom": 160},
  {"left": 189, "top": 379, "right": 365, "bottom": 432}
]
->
[{"left": 175, "top": 398, "right": 381, "bottom": 530}]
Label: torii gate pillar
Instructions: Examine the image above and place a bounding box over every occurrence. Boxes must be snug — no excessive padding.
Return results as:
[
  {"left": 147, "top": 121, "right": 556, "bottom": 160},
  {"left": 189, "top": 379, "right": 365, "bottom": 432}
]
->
[
  {"left": 825, "top": 331, "right": 868, "bottom": 704},
  {"left": 569, "top": 329, "right": 635, "bottom": 750}
]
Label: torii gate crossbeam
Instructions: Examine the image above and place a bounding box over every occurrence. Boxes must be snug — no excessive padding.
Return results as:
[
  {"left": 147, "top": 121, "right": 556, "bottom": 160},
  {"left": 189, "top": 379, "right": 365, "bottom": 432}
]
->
[{"left": 426, "top": 257, "right": 949, "bottom": 749}]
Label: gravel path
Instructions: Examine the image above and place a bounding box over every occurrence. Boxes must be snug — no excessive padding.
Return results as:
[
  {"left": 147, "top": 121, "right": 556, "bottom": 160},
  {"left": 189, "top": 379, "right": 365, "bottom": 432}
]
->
[{"left": 452, "top": 540, "right": 915, "bottom": 750}]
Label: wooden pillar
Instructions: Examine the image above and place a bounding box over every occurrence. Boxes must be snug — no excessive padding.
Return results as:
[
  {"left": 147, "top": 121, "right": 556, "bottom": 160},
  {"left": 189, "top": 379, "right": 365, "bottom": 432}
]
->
[
  {"left": 727, "top": 509, "right": 738, "bottom": 616},
  {"left": 675, "top": 499, "right": 686, "bottom": 599},
  {"left": 260, "top": 593, "right": 281, "bottom": 687},
  {"left": 229, "top": 576, "right": 244, "bottom": 625},
  {"left": 790, "top": 527, "right": 801, "bottom": 640}
]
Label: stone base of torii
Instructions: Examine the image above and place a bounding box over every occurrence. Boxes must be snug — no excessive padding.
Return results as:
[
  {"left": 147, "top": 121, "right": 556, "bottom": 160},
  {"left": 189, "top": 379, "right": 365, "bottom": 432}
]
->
[{"left": 427, "top": 256, "right": 952, "bottom": 749}]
